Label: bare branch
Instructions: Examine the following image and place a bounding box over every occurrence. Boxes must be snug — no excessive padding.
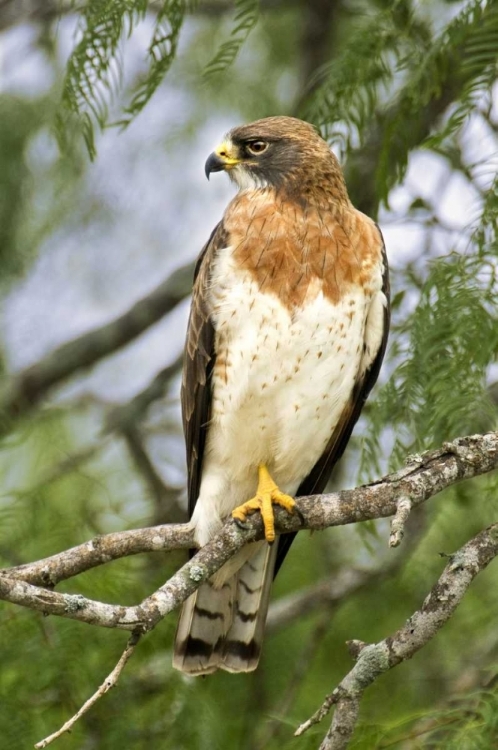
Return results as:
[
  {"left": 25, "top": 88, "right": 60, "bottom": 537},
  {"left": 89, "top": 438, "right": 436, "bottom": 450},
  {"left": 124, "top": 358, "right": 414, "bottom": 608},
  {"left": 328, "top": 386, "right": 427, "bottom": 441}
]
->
[
  {"left": 0, "top": 263, "right": 193, "bottom": 438},
  {"left": 2, "top": 523, "right": 195, "bottom": 586},
  {"left": 2, "top": 431, "right": 495, "bottom": 586},
  {"left": 0, "top": 516, "right": 252, "bottom": 630},
  {"left": 120, "top": 425, "right": 185, "bottom": 523},
  {"left": 0, "top": 432, "right": 495, "bottom": 636},
  {"left": 0, "top": 431, "right": 493, "bottom": 750},
  {"left": 389, "top": 495, "right": 412, "bottom": 547},
  {"left": 105, "top": 354, "right": 183, "bottom": 433},
  {"left": 34, "top": 633, "right": 141, "bottom": 749},
  {"left": 295, "top": 523, "right": 498, "bottom": 748}
]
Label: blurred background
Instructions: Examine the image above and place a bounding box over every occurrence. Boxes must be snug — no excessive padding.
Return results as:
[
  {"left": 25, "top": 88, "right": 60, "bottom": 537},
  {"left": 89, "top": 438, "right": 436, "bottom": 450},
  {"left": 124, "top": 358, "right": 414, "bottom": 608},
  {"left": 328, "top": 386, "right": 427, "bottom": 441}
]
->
[{"left": 0, "top": 1, "right": 497, "bottom": 748}]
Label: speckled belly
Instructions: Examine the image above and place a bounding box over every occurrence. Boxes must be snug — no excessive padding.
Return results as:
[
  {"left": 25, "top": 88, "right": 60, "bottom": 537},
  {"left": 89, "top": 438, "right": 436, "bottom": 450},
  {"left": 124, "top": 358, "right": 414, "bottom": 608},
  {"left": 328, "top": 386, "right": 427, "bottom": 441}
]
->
[{"left": 206, "top": 274, "right": 368, "bottom": 493}]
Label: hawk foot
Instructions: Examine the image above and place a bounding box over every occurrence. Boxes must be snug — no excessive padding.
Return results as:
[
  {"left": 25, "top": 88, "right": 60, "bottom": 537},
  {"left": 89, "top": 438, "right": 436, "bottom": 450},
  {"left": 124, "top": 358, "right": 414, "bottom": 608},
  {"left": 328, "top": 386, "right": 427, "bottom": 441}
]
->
[{"left": 232, "top": 465, "right": 296, "bottom": 543}]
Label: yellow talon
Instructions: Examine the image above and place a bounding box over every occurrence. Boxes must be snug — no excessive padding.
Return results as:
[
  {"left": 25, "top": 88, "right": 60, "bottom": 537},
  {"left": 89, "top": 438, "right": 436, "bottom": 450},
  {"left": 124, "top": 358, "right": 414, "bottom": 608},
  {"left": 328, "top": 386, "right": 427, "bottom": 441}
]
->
[{"left": 232, "top": 464, "right": 296, "bottom": 543}]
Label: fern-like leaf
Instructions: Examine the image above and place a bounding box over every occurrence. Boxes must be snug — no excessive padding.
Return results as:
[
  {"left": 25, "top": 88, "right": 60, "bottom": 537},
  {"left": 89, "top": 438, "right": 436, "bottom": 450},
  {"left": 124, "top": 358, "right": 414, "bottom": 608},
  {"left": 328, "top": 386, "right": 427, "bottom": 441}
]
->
[
  {"left": 57, "top": 0, "right": 147, "bottom": 158},
  {"left": 377, "top": 0, "right": 498, "bottom": 200},
  {"left": 301, "top": 1, "right": 431, "bottom": 155},
  {"left": 203, "top": 0, "right": 259, "bottom": 78},
  {"left": 121, "top": 0, "right": 187, "bottom": 124},
  {"left": 57, "top": 0, "right": 189, "bottom": 156}
]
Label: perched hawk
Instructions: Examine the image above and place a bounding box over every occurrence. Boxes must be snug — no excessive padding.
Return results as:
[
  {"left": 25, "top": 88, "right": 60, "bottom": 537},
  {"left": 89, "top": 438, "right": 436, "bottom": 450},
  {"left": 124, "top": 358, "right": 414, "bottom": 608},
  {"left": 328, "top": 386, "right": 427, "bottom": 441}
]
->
[{"left": 173, "top": 116, "right": 389, "bottom": 675}]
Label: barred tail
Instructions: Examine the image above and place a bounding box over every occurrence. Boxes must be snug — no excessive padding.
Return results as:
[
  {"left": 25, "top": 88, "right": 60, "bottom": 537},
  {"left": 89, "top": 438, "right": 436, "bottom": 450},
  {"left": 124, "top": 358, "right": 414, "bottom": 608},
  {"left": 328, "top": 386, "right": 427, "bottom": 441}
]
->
[{"left": 173, "top": 543, "right": 277, "bottom": 675}]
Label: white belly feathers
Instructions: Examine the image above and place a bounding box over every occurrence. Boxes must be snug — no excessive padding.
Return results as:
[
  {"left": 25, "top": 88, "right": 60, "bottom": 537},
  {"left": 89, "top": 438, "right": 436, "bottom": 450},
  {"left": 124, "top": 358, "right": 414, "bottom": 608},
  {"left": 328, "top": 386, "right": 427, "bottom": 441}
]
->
[{"left": 191, "top": 245, "right": 382, "bottom": 546}]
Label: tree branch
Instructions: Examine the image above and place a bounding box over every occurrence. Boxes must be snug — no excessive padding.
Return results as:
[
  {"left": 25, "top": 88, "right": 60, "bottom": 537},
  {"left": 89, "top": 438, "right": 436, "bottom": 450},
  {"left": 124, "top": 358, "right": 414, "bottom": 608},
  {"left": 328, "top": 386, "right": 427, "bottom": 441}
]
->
[
  {"left": 295, "top": 523, "right": 498, "bottom": 749},
  {"left": 1, "top": 523, "right": 194, "bottom": 587},
  {"left": 0, "top": 263, "right": 193, "bottom": 439},
  {"left": 105, "top": 354, "right": 183, "bottom": 433},
  {"left": 0, "top": 431, "right": 495, "bottom": 750},
  {"left": 34, "top": 633, "right": 141, "bottom": 749},
  {"left": 120, "top": 425, "right": 185, "bottom": 523},
  {"left": 0, "top": 432, "right": 496, "bottom": 633},
  {"left": 0, "top": 515, "right": 252, "bottom": 630}
]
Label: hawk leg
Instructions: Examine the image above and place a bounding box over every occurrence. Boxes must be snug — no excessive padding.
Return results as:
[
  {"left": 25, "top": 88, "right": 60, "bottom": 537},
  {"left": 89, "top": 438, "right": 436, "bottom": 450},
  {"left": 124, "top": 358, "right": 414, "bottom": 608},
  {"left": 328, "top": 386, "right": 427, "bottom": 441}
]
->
[{"left": 232, "top": 464, "right": 296, "bottom": 543}]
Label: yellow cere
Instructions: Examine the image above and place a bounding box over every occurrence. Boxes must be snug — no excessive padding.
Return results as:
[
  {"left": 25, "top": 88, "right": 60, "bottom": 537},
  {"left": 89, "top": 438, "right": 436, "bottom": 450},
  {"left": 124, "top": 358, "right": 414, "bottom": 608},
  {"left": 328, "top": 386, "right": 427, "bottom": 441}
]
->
[{"left": 214, "top": 141, "right": 240, "bottom": 166}]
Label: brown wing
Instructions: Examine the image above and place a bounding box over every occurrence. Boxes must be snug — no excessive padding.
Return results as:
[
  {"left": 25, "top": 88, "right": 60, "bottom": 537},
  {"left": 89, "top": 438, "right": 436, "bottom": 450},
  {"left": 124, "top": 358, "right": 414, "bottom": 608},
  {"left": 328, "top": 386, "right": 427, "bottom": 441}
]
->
[
  {"left": 181, "top": 222, "right": 227, "bottom": 518},
  {"left": 275, "top": 232, "right": 390, "bottom": 575}
]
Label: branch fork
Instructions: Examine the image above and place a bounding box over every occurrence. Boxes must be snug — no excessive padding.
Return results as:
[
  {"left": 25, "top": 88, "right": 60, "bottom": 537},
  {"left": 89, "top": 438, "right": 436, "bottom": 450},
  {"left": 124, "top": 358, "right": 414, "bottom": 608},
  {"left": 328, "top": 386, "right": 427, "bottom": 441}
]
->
[
  {"left": 295, "top": 522, "right": 498, "bottom": 749},
  {"left": 0, "top": 431, "right": 496, "bottom": 749}
]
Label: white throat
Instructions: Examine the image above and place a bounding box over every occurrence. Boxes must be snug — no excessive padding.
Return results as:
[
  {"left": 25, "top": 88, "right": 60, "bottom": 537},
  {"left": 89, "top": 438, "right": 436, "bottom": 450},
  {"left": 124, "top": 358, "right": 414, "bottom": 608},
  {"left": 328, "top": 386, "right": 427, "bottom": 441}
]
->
[{"left": 230, "top": 165, "right": 269, "bottom": 191}]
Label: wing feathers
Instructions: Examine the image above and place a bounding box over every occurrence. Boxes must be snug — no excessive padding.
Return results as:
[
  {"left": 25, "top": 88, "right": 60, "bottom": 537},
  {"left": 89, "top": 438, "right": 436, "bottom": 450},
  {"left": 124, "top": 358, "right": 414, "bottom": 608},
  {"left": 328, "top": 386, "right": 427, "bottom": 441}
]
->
[{"left": 181, "top": 222, "right": 226, "bottom": 517}]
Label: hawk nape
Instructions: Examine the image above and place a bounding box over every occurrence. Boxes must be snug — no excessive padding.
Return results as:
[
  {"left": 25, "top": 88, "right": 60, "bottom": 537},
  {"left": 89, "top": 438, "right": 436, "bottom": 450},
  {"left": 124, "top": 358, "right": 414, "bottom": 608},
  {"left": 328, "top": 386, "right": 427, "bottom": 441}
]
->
[{"left": 173, "top": 116, "right": 390, "bottom": 675}]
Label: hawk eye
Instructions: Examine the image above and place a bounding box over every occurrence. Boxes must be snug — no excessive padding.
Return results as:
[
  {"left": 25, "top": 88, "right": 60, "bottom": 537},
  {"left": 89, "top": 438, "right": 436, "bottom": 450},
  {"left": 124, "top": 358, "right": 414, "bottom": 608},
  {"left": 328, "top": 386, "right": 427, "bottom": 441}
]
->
[{"left": 246, "top": 140, "right": 268, "bottom": 155}]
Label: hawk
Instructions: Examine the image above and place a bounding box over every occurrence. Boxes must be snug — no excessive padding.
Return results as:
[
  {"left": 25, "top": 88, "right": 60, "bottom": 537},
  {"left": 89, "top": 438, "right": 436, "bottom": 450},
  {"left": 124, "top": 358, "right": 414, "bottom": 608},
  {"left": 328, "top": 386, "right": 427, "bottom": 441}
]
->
[{"left": 173, "top": 116, "right": 389, "bottom": 675}]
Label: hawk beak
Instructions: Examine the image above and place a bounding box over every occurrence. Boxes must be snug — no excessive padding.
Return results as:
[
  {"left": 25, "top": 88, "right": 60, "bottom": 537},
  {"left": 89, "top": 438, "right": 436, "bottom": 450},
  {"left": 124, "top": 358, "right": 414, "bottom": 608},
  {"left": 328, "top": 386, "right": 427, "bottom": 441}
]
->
[{"left": 205, "top": 142, "right": 240, "bottom": 180}]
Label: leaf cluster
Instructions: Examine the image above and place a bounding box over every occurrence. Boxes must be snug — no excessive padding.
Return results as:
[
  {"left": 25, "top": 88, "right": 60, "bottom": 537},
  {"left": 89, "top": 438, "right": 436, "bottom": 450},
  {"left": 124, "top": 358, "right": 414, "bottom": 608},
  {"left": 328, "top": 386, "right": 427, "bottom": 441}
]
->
[
  {"left": 203, "top": 0, "right": 260, "bottom": 78},
  {"left": 58, "top": 0, "right": 188, "bottom": 157}
]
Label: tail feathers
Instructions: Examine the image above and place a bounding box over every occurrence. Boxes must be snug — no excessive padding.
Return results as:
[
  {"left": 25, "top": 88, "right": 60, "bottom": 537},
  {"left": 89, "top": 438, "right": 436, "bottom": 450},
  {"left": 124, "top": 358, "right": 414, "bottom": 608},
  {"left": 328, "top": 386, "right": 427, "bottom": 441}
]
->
[
  {"left": 221, "top": 543, "right": 277, "bottom": 673},
  {"left": 173, "top": 543, "right": 277, "bottom": 675},
  {"left": 173, "top": 577, "right": 235, "bottom": 675}
]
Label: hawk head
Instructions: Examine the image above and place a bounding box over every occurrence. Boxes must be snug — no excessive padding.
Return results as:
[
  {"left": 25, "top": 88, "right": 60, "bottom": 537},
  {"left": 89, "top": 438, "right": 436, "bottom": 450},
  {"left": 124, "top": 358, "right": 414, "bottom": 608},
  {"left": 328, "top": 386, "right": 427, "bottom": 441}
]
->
[{"left": 205, "top": 116, "right": 348, "bottom": 202}]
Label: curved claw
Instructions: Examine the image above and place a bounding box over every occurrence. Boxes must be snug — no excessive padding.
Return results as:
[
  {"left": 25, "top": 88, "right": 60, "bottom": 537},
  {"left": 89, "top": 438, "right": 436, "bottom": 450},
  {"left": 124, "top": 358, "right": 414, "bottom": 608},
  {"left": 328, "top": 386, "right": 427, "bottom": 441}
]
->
[
  {"left": 231, "top": 465, "right": 297, "bottom": 543},
  {"left": 233, "top": 516, "right": 251, "bottom": 531}
]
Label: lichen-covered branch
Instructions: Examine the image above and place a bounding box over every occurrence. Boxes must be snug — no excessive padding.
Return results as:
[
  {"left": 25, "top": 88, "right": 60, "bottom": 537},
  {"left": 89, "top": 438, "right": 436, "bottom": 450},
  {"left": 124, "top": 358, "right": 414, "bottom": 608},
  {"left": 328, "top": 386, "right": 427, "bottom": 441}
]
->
[
  {"left": 0, "top": 515, "right": 253, "bottom": 630},
  {"left": 2, "top": 523, "right": 195, "bottom": 587},
  {"left": 295, "top": 523, "right": 498, "bottom": 750},
  {"left": 0, "top": 432, "right": 496, "bottom": 634}
]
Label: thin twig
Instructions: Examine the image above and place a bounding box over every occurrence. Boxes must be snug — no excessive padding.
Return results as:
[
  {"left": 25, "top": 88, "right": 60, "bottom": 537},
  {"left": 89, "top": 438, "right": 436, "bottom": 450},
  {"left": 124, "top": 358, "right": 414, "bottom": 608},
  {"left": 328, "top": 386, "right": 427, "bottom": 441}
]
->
[
  {"left": 34, "top": 633, "right": 141, "bottom": 749},
  {"left": 389, "top": 494, "right": 412, "bottom": 547}
]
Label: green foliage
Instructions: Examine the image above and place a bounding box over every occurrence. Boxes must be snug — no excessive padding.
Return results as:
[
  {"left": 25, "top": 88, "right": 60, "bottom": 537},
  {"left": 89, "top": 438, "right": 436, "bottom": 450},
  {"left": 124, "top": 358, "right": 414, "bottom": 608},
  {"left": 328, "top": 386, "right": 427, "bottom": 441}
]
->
[
  {"left": 362, "top": 170, "right": 498, "bottom": 473},
  {"left": 203, "top": 0, "right": 260, "bottom": 77},
  {"left": 301, "top": 0, "right": 431, "bottom": 153},
  {"left": 1, "top": 0, "right": 498, "bottom": 748},
  {"left": 377, "top": 0, "right": 498, "bottom": 200},
  {"left": 303, "top": 0, "right": 498, "bottom": 204},
  {"left": 120, "top": 0, "right": 188, "bottom": 125},
  {"left": 58, "top": 0, "right": 261, "bottom": 154},
  {"left": 362, "top": 675, "right": 498, "bottom": 748},
  {"left": 426, "top": 1, "right": 498, "bottom": 149},
  {"left": 58, "top": 0, "right": 188, "bottom": 157},
  {"left": 58, "top": 0, "right": 147, "bottom": 157}
]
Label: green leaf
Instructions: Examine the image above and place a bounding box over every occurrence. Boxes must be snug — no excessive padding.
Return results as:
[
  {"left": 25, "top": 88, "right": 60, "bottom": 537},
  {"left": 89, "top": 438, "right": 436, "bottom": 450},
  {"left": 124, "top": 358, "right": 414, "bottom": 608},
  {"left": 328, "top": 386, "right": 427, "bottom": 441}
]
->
[{"left": 203, "top": 0, "right": 260, "bottom": 78}]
